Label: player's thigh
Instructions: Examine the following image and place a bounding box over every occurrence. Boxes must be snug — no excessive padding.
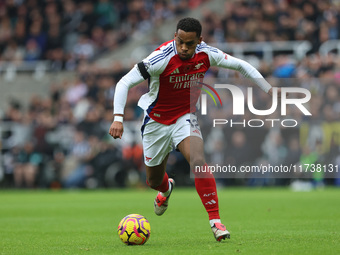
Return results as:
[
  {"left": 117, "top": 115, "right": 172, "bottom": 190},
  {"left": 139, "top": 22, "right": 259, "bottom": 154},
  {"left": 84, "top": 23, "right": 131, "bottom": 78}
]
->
[
  {"left": 173, "top": 113, "right": 205, "bottom": 167},
  {"left": 177, "top": 136, "right": 205, "bottom": 168},
  {"left": 142, "top": 119, "right": 173, "bottom": 168}
]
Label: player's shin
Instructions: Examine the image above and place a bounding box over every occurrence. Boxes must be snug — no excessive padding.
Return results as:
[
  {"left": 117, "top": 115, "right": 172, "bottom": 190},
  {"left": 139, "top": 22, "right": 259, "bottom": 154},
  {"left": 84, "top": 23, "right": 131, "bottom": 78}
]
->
[
  {"left": 193, "top": 164, "right": 220, "bottom": 220},
  {"left": 147, "top": 172, "right": 169, "bottom": 193}
]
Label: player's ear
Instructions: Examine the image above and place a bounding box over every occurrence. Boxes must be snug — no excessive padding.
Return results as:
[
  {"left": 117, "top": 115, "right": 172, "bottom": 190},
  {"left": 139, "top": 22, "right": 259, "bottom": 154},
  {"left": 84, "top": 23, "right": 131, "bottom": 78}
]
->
[
  {"left": 198, "top": 36, "right": 203, "bottom": 44},
  {"left": 174, "top": 32, "right": 177, "bottom": 39}
]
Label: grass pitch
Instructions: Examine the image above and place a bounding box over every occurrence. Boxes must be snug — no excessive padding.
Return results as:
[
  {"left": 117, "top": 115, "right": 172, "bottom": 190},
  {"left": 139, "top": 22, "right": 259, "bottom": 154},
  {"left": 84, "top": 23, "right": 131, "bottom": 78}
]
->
[{"left": 0, "top": 187, "right": 339, "bottom": 255}]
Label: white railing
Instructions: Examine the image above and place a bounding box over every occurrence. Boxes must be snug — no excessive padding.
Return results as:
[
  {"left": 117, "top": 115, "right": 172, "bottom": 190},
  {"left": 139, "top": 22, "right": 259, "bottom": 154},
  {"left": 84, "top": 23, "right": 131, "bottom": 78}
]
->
[
  {"left": 319, "top": 39, "right": 340, "bottom": 56},
  {"left": 0, "top": 40, "right": 339, "bottom": 81},
  {"left": 0, "top": 61, "right": 50, "bottom": 81},
  {"left": 214, "top": 41, "right": 312, "bottom": 63}
]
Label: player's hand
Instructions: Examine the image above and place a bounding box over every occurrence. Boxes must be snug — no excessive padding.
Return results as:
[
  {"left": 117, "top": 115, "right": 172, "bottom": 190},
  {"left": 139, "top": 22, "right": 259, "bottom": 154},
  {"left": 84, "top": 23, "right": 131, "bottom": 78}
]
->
[{"left": 109, "top": 121, "right": 124, "bottom": 139}]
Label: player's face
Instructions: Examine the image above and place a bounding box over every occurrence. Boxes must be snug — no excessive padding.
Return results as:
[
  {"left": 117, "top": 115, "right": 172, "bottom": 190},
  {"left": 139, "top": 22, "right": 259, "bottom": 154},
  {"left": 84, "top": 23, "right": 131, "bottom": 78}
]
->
[{"left": 174, "top": 29, "right": 202, "bottom": 60}]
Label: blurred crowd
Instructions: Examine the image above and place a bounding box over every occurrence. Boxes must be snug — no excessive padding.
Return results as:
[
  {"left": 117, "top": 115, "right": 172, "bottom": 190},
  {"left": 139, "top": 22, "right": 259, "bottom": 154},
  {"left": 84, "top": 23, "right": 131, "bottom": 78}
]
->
[
  {"left": 0, "top": 0, "right": 206, "bottom": 70},
  {"left": 1, "top": 0, "right": 340, "bottom": 189},
  {"left": 1, "top": 62, "right": 147, "bottom": 189},
  {"left": 201, "top": 0, "right": 340, "bottom": 52}
]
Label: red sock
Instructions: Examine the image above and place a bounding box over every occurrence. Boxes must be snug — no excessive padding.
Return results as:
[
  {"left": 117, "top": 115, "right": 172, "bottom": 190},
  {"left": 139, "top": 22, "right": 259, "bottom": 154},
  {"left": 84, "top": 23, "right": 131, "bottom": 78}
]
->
[
  {"left": 194, "top": 164, "right": 220, "bottom": 220},
  {"left": 146, "top": 172, "right": 169, "bottom": 193}
]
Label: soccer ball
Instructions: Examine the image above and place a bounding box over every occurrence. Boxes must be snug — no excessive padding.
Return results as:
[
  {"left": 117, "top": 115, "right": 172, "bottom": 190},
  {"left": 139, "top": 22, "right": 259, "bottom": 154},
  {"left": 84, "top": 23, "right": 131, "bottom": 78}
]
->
[{"left": 117, "top": 214, "right": 151, "bottom": 245}]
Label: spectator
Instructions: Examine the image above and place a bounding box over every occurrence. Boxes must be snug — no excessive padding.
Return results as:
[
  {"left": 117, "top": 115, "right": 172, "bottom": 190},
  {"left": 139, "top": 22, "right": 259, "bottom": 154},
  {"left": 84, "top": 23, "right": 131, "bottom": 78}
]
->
[
  {"left": 1, "top": 39, "right": 24, "bottom": 64},
  {"left": 13, "top": 18, "right": 26, "bottom": 47},
  {"left": 24, "top": 38, "right": 42, "bottom": 61},
  {"left": 26, "top": 21, "right": 46, "bottom": 53},
  {"left": 76, "top": 105, "right": 106, "bottom": 138},
  {"left": 13, "top": 141, "right": 42, "bottom": 188},
  {"left": 64, "top": 78, "right": 88, "bottom": 106},
  {"left": 62, "top": 130, "right": 92, "bottom": 188},
  {"left": 0, "top": 15, "right": 12, "bottom": 51},
  {"left": 95, "top": 0, "right": 119, "bottom": 29},
  {"left": 72, "top": 34, "right": 95, "bottom": 61}
]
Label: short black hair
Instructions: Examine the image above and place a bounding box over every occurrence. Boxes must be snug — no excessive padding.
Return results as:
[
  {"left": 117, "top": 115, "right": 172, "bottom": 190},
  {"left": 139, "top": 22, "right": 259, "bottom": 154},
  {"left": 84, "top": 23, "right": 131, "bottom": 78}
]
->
[{"left": 176, "top": 17, "right": 202, "bottom": 38}]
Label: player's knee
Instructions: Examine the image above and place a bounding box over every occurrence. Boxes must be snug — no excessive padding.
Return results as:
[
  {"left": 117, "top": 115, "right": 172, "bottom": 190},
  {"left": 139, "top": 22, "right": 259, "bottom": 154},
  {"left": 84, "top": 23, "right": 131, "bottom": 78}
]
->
[
  {"left": 191, "top": 156, "right": 211, "bottom": 178},
  {"left": 190, "top": 156, "right": 205, "bottom": 170}
]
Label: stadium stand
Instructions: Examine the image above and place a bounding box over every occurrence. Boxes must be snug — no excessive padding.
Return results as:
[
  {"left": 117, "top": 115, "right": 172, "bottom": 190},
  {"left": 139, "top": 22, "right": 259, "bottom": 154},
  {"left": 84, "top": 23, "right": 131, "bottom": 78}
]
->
[{"left": 0, "top": 0, "right": 340, "bottom": 189}]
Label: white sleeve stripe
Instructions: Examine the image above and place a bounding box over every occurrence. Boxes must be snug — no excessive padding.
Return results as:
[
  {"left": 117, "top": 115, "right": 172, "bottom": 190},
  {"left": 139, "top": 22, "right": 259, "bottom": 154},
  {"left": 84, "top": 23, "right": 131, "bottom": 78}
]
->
[
  {"left": 149, "top": 44, "right": 172, "bottom": 60},
  {"left": 165, "top": 49, "right": 174, "bottom": 57},
  {"left": 163, "top": 45, "right": 173, "bottom": 54},
  {"left": 172, "top": 41, "right": 177, "bottom": 54},
  {"left": 149, "top": 47, "right": 173, "bottom": 65},
  {"left": 150, "top": 52, "right": 164, "bottom": 62},
  {"left": 150, "top": 50, "right": 173, "bottom": 65},
  {"left": 197, "top": 45, "right": 218, "bottom": 53},
  {"left": 150, "top": 54, "right": 164, "bottom": 64}
]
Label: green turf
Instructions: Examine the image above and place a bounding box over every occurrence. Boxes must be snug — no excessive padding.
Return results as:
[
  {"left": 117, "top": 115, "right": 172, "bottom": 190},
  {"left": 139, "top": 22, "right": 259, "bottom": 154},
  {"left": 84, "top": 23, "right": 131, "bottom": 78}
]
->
[{"left": 0, "top": 187, "right": 339, "bottom": 255}]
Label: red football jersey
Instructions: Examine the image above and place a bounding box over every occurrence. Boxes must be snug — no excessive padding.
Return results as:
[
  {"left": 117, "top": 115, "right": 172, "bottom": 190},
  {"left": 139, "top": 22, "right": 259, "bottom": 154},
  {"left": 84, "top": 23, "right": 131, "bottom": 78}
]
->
[{"left": 138, "top": 40, "right": 226, "bottom": 125}]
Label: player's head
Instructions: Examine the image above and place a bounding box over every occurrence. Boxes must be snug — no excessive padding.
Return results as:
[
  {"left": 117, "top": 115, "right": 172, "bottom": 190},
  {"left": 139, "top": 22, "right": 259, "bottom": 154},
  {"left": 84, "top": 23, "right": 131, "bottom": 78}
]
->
[{"left": 175, "top": 17, "right": 202, "bottom": 60}]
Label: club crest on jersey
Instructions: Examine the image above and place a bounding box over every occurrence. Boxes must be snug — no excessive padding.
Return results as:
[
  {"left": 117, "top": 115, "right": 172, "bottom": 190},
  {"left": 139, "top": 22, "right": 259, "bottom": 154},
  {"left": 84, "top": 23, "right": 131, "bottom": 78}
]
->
[
  {"left": 186, "top": 118, "right": 201, "bottom": 131},
  {"left": 194, "top": 63, "right": 204, "bottom": 70}
]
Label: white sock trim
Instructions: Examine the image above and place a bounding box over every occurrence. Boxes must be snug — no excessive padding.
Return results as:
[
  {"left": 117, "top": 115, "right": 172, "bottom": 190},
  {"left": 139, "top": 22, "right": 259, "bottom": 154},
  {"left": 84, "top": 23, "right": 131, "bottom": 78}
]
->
[{"left": 210, "top": 219, "right": 221, "bottom": 227}]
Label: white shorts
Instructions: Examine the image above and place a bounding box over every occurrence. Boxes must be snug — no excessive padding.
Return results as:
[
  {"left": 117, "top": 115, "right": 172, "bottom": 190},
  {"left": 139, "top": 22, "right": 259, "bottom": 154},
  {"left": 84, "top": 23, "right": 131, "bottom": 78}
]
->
[{"left": 141, "top": 113, "right": 203, "bottom": 167}]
